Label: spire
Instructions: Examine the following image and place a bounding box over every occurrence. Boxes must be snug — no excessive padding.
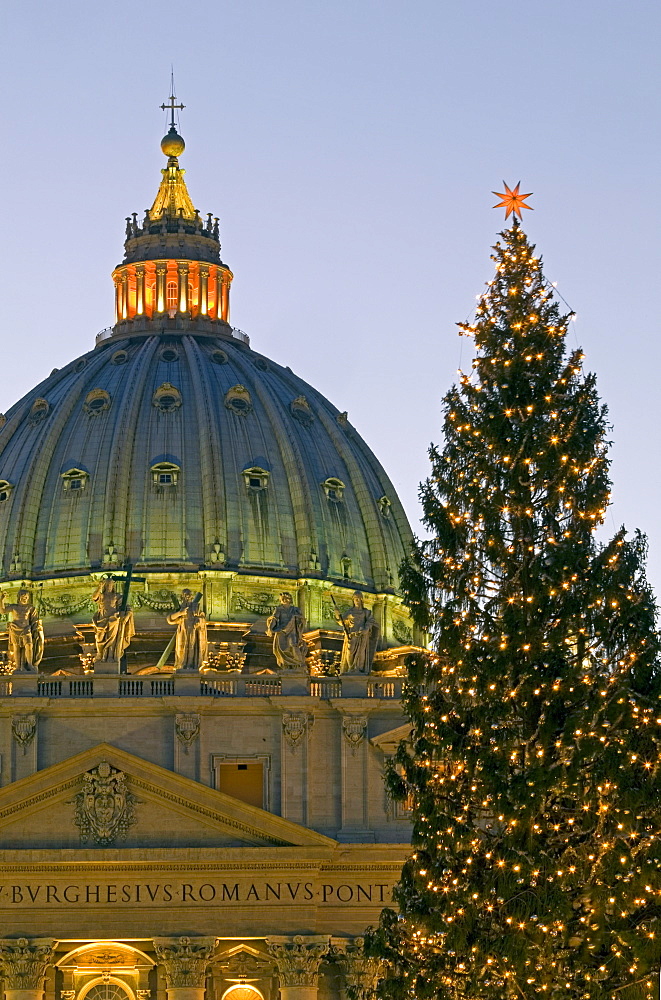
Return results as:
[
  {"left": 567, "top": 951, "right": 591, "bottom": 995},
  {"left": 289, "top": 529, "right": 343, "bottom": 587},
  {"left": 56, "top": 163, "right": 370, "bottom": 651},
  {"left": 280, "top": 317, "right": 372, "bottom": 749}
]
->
[{"left": 150, "top": 90, "right": 195, "bottom": 221}]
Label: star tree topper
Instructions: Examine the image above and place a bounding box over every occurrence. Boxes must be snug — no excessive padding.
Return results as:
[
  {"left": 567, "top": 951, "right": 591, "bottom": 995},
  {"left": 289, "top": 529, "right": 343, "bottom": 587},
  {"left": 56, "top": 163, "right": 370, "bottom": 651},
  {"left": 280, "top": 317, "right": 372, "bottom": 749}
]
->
[{"left": 492, "top": 181, "right": 533, "bottom": 220}]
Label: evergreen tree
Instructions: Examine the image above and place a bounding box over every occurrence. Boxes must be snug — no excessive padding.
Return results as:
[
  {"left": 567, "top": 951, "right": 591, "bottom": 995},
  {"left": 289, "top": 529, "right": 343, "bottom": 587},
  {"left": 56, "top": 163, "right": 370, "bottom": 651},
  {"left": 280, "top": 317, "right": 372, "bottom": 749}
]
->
[{"left": 369, "top": 221, "right": 661, "bottom": 999}]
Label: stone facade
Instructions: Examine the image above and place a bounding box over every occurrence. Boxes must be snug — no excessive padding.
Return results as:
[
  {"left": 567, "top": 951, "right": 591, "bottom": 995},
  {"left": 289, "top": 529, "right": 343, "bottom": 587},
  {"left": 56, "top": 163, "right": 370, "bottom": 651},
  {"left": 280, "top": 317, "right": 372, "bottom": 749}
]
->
[{"left": 0, "top": 114, "right": 416, "bottom": 1000}]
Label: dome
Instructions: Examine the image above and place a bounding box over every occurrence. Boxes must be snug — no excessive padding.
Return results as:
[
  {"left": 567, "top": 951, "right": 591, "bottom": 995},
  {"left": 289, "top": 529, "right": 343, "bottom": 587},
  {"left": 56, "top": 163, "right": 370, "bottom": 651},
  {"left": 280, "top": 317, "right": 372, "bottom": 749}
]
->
[
  {"left": 0, "top": 330, "right": 411, "bottom": 593},
  {"left": 0, "top": 113, "right": 416, "bottom": 658}
]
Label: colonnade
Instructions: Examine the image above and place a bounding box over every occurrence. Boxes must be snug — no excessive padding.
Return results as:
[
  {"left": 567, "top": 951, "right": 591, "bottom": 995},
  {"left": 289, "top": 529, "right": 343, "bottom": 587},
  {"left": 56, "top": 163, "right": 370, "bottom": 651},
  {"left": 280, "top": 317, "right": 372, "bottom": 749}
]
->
[
  {"left": 112, "top": 260, "right": 232, "bottom": 324},
  {"left": 0, "top": 936, "right": 382, "bottom": 1000}
]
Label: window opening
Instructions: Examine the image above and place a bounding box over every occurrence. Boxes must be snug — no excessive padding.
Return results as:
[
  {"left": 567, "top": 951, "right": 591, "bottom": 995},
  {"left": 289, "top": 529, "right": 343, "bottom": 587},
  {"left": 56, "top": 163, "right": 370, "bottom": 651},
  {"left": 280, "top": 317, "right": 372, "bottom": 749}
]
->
[{"left": 166, "top": 281, "right": 178, "bottom": 311}]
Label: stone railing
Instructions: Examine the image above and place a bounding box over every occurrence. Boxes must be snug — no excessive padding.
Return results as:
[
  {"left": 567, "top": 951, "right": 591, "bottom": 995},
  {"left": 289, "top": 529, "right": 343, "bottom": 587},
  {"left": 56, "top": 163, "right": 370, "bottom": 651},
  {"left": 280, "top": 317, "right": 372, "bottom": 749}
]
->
[{"left": 2, "top": 672, "right": 402, "bottom": 701}]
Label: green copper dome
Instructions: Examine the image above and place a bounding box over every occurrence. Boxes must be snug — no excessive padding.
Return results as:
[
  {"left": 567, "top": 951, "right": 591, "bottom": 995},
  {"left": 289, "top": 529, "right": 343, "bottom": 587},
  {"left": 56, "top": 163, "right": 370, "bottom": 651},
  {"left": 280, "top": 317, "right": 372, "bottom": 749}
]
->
[
  {"left": 0, "top": 331, "right": 412, "bottom": 595},
  {"left": 0, "top": 121, "right": 416, "bottom": 652}
]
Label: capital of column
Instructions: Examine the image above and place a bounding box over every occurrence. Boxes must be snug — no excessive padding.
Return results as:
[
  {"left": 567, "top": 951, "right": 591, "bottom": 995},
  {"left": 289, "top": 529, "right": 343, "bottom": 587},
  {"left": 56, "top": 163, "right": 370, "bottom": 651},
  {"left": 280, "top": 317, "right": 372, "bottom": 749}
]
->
[
  {"left": 330, "top": 937, "right": 383, "bottom": 995},
  {"left": 153, "top": 936, "right": 216, "bottom": 990},
  {"left": 266, "top": 935, "right": 329, "bottom": 988},
  {"left": 0, "top": 938, "right": 54, "bottom": 991}
]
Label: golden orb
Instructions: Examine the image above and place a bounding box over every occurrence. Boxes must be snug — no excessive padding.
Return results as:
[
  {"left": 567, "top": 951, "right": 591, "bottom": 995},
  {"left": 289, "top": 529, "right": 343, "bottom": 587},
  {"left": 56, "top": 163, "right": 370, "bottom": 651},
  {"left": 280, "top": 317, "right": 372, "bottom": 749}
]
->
[{"left": 161, "top": 127, "right": 185, "bottom": 157}]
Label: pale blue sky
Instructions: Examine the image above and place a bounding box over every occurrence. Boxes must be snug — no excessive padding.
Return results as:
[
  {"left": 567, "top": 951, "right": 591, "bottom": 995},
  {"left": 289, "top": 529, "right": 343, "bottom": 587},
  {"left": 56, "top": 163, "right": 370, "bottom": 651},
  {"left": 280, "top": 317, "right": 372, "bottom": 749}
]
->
[{"left": 2, "top": 1, "right": 661, "bottom": 589}]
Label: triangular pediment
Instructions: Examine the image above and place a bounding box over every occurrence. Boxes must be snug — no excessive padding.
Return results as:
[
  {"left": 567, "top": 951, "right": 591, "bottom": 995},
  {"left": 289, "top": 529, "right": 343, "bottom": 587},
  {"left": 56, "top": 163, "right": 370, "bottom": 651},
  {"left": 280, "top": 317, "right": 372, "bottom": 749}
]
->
[
  {"left": 0, "top": 743, "right": 336, "bottom": 850},
  {"left": 370, "top": 723, "right": 412, "bottom": 750}
]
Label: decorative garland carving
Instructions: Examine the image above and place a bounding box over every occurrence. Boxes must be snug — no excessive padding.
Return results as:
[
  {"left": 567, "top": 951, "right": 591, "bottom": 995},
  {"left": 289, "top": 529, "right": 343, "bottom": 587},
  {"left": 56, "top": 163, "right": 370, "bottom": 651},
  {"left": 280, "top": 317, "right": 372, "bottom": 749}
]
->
[
  {"left": 72, "top": 761, "right": 137, "bottom": 845},
  {"left": 175, "top": 713, "right": 201, "bottom": 753},
  {"left": 342, "top": 716, "right": 367, "bottom": 755},
  {"left": 39, "top": 595, "right": 95, "bottom": 617},
  {"left": 282, "top": 713, "right": 313, "bottom": 753},
  {"left": 134, "top": 590, "right": 178, "bottom": 612},
  {"left": 231, "top": 591, "right": 277, "bottom": 617},
  {"left": 12, "top": 714, "right": 37, "bottom": 754}
]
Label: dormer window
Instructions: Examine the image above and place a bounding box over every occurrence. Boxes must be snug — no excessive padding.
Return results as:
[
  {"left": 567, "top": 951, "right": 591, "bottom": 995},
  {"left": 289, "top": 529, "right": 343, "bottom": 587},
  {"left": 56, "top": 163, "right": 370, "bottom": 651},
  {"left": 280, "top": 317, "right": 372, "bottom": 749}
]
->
[
  {"left": 61, "top": 468, "right": 89, "bottom": 492},
  {"left": 225, "top": 385, "right": 253, "bottom": 415},
  {"left": 0, "top": 481, "right": 13, "bottom": 503},
  {"left": 378, "top": 495, "right": 392, "bottom": 517},
  {"left": 243, "top": 466, "right": 269, "bottom": 491},
  {"left": 29, "top": 398, "right": 50, "bottom": 424},
  {"left": 322, "top": 477, "right": 345, "bottom": 502},
  {"left": 290, "top": 395, "right": 314, "bottom": 426},
  {"left": 84, "top": 389, "right": 111, "bottom": 415},
  {"left": 151, "top": 461, "right": 180, "bottom": 487},
  {"left": 153, "top": 383, "right": 182, "bottom": 412}
]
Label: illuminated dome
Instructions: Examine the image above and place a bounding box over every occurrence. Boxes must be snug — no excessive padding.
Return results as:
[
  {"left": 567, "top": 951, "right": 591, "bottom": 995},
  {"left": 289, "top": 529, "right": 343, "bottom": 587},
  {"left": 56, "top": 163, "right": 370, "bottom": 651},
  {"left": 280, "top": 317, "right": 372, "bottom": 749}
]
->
[{"left": 0, "top": 120, "right": 415, "bottom": 657}]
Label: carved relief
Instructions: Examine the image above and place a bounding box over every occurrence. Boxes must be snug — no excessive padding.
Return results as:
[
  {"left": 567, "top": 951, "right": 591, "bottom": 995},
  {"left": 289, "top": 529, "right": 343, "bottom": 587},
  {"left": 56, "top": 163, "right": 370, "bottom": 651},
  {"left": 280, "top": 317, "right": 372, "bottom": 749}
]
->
[
  {"left": 342, "top": 716, "right": 367, "bottom": 755},
  {"left": 11, "top": 714, "right": 37, "bottom": 754},
  {"left": 266, "top": 936, "right": 329, "bottom": 988},
  {"left": 153, "top": 937, "right": 216, "bottom": 989},
  {"left": 231, "top": 591, "right": 277, "bottom": 617},
  {"left": 73, "top": 761, "right": 137, "bottom": 845},
  {"left": 0, "top": 937, "right": 54, "bottom": 990},
  {"left": 175, "top": 713, "right": 201, "bottom": 752},
  {"left": 282, "top": 713, "right": 313, "bottom": 752}
]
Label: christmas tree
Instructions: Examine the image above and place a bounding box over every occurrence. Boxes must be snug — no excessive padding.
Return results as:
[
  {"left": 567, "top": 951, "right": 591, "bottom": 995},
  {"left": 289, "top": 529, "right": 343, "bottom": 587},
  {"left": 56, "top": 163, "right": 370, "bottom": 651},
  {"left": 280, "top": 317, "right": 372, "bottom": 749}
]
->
[{"left": 369, "top": 209, "right": 661, "bottom": 999}]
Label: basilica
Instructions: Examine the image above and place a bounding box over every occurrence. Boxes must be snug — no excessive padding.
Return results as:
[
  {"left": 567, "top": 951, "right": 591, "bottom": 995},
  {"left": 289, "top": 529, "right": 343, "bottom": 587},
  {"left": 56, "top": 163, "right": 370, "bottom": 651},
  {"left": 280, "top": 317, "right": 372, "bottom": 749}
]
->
[{"left": 0, "top": 103, "right": 420, "bottom": 1000}]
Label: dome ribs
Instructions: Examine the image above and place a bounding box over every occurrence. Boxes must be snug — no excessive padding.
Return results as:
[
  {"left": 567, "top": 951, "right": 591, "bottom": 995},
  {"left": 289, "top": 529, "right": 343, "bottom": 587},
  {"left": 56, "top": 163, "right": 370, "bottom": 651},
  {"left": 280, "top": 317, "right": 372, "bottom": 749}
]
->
[
  {"left": 100, "top": 337, "right": 160, "bottom": 568},
  {"left": 1, "top": 347, "right": 111, "bottom": 578},
  {"left": 181, "top": 336, "right": 227, "bottom": 567}
]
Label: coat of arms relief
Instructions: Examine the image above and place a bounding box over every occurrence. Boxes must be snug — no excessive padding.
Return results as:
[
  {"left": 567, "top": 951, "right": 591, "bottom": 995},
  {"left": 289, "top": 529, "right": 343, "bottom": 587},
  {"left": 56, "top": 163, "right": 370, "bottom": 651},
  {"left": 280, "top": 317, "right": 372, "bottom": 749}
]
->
[{"left": 72, "top": 761, "right": 137, "bottom": 845}]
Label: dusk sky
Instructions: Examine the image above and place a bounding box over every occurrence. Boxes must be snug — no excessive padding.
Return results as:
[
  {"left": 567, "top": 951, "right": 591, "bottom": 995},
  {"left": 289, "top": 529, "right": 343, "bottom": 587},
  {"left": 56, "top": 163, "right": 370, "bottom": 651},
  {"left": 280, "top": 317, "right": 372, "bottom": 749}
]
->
[{"left": 3, "top": 1, "right": 661, "bottom": 590}]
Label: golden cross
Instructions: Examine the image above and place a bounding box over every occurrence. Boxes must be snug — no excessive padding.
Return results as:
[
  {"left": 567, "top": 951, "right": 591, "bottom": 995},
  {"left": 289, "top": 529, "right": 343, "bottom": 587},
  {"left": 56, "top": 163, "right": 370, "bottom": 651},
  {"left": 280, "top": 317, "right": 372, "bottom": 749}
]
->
[{"left": 160, "top": 93, "right": 185, "bottom": 130}]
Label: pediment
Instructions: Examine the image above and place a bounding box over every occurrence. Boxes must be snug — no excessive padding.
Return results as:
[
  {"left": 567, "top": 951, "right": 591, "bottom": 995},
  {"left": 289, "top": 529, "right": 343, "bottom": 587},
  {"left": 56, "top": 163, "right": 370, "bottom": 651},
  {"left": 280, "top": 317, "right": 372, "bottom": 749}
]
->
[
  {"left": 0, "top": 743, "right": 336, "bottom": 850},
  {"left": 370, "top": 723, "right": 412, "bottom": 751}
]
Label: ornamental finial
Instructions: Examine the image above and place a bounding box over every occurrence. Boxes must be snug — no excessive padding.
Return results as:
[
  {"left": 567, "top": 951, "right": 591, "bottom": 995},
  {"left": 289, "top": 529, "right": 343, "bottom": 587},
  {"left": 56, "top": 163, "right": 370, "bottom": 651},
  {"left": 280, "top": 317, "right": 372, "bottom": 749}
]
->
[{"left": 160, "top": 77, "right": 186, "bottom": 158}]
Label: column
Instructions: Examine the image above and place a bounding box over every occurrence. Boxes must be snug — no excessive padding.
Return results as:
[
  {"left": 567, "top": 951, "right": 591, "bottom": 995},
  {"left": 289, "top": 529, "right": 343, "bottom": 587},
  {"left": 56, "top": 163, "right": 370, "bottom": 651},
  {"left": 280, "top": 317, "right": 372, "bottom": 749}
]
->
[
  {"left": 114, "top": 277, "right": 121, "bottom": 324},
  {"left": 219, "top": 272, "right": 230, "bottom": 322},
  {"left": 0, "top": 938, "right": 54, "bottom": 1000},
  {"left": 135, "top": 265, "right": 145, "bottom": 315},
  {"left": 330, "top": 938, "right": 383, "bottom": 1000},
  {"left": 153, "top": 937, "right": 216, "bottom": 1000},
  {"left": 156, "top": 262, "right": 167, "bottom": 314},
  {"left": 267, "top": 935, "right": 328, "bottom": 1000},
  {"left": 199, "top": 266, "right": 209, "bottom": 316},
  {"left": 338, "top": 713, "right": 373, "bottom": 841},
  {"left": 121, "top": 272, "right": 129, "bottom": 319},
  {"left": 178, "top": 263, "right": 190, "bottom": 314}
]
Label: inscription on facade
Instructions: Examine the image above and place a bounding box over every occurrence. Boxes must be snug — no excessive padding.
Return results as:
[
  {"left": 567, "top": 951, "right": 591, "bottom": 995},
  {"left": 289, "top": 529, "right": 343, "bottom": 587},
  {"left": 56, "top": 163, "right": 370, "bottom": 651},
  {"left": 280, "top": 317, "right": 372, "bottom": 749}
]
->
[{"left": 0, "top": 879, "right": 395, "bottom": 907}]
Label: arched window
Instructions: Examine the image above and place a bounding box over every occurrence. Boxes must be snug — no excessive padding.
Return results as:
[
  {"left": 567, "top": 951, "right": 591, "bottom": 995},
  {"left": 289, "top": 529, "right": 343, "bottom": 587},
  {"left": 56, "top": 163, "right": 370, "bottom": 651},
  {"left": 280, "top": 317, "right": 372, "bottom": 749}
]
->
[
  {"left": 166, "top": 280, "right": 178, "bottom": 311},
  {"left": 82, "top": 984, "right": 132, "bottom": 1000},
  {"left": 222, "top": 987, "right": 264, "bottom": 1000}
]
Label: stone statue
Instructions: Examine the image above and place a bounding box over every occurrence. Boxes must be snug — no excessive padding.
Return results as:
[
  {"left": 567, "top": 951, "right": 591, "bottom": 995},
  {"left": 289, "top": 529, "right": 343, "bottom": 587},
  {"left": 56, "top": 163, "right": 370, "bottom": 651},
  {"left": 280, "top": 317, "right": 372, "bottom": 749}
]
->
[
  {"left": 266, "top": 592, "right": 308, "bottom": 671},
  {"left": 92, "top": 579, "right": 135, "bottom": 665},
  {"left": 0, "top": 589, "right": 44, "bottom": 672},
  {"left": 336, "top": 591, "right": 379, "bottom": 674},
  {"left": 166, "top": 590, "right": 208, "bottom": 671}
]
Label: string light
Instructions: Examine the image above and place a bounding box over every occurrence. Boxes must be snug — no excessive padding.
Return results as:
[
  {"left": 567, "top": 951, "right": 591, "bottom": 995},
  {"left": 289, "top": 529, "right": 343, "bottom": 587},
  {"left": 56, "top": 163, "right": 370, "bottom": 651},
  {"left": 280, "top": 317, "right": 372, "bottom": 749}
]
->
[{"left": 369, "top": 220, "right": 661, "bottom": 1000}]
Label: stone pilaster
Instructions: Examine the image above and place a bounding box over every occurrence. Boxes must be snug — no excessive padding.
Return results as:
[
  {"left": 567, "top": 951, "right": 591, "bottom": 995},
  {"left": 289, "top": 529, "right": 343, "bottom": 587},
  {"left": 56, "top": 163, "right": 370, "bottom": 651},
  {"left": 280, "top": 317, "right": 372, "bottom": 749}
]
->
[
  {"left": 330, "top": 938, "right": 383, "bottom": 1000},
  {"left": 338, "top": 713, "right": 373, "bottom": 841},
  {"left": 266, "top": 935, "right": 328, "bottom": 1000},
  {"left": 0, "top": 938, "right": 54, "bottom": 1000},
  {"left": 154, "top": 936, "right": 216, "bottom": 1000}
]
